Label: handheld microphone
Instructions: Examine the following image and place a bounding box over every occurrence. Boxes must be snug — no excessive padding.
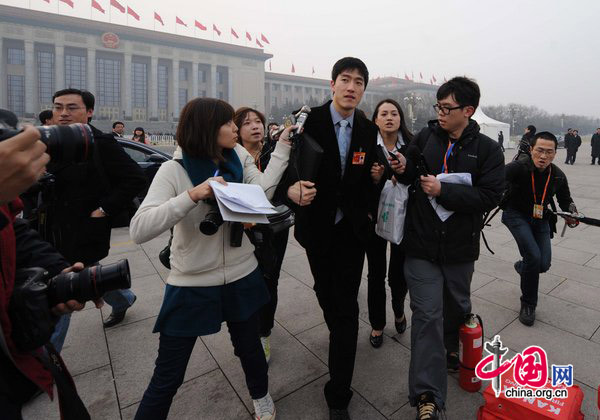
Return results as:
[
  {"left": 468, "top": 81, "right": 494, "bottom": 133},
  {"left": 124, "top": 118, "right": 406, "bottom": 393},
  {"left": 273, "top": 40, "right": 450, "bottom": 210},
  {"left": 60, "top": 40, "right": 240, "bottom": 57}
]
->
[{"left": 271, "top": 105, "right": 312, "bottom": 141}]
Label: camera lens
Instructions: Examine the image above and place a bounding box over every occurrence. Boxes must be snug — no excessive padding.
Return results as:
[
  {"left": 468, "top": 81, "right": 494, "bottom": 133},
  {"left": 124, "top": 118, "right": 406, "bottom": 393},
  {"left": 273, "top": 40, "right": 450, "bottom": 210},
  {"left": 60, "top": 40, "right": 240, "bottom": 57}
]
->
[
  {"left": 200, "top": 206, "right": 223, "bottom": 235},
  {"left": 47, "top": 259, "right": 131, "bottom": 306},
  {"left": 38, "top": 123, "right": 94, "bottom": 163}
]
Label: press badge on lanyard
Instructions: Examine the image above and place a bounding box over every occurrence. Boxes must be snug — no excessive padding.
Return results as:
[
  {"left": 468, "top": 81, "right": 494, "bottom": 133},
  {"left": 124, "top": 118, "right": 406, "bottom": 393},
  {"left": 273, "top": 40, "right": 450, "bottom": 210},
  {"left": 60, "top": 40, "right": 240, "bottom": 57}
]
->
[
  {"left": 352, "top": 149, "right": 366, "bottom": 165},
  {"left": 531, "top": 167, "right": 551, "bottom": 219}
]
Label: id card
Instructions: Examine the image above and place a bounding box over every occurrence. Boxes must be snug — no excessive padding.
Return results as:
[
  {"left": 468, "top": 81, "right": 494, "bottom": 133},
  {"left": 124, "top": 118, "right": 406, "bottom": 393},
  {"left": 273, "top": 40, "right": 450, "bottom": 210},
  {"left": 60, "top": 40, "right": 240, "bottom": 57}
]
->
[
  {"left": 352, "top": 151, "right": 366, "bottom": 165},
  {"left": 533, "top": 204, "right": 544, "bottom": 219}
]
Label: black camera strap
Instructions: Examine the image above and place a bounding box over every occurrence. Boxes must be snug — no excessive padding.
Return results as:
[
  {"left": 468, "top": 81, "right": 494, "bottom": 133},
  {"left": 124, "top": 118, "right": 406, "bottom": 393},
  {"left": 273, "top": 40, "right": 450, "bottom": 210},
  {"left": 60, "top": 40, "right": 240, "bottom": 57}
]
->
[{"left": 34, "top": 343, "right": 90, "bottom": 420}]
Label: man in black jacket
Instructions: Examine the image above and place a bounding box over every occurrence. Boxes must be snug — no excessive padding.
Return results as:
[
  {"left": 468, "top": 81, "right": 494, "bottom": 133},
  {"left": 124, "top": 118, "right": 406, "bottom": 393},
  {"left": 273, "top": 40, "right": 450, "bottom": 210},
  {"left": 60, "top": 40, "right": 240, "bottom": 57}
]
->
[
  {"left": 284, "top": 57, "right": 383, "bottom": 420},
  {"left": 397, "top": 77, "right": 505, "bottom": 419},
  {"left": 592, "top": 128, "right": 600, "bottom": 164},
  {"left": 41, "top": 89, "right": 146, "bottom": 347},
  {"left": 502, "top": 132, "right": 576, "bottom": 326}
]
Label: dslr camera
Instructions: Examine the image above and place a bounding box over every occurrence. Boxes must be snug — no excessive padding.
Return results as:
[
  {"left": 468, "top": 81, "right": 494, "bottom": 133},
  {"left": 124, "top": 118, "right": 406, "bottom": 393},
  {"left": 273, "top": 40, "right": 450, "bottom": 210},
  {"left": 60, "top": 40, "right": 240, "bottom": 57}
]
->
[{"left": 10, "top": 260, "right": 131, "bottom": 351}]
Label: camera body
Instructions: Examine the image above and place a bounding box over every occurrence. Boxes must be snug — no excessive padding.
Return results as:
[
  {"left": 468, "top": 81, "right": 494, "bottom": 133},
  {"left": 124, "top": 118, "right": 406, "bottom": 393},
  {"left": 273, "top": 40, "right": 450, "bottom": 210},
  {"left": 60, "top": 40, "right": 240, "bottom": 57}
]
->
[{"left": 9, "top": 260, "right": 131, "bottom": 351}]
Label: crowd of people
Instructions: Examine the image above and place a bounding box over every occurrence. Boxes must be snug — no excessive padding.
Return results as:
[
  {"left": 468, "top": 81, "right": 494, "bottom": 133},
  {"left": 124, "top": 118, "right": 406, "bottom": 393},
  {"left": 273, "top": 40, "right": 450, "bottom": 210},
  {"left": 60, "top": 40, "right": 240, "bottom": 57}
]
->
[{"left": 0, "top": 55, "right": 585, "bottom": 420}]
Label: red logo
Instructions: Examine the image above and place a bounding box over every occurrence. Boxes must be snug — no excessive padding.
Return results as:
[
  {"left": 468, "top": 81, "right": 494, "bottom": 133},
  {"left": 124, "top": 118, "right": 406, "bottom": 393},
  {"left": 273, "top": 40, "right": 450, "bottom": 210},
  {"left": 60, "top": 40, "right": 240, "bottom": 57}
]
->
[{"left": 101, "top": 32, "right": 120, "bottom": 49}]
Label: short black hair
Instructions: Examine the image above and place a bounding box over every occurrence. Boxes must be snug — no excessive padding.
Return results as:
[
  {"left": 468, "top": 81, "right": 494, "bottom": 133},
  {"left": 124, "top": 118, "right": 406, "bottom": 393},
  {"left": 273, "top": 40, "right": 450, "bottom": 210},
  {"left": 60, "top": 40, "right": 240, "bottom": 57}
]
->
[
  {"left": 436, "top": 76, "right": 480, "bottom": 110},
  {"left": 52, "top": 88, "right": 95, "bottom": 111},
  {"left": 112, "top": 121, "right": 124, "bottom": 129},
  {"left": 527, "top": 125, "right": 536, "bottom": 134},
  {"left": 331, "top": 57, "right": 369, "bottom": 87},
  {"left": 38, "top": 109, "right": 53, "bottom": 125},
  {"left": 573, "top": 129, "right": 578, "bottom": 133},
  {"left": 531, "top": 131, "right": 558, "bottom": 149},
  {"left": 267, "top": 122, "right": 278, "bottom": 129}
]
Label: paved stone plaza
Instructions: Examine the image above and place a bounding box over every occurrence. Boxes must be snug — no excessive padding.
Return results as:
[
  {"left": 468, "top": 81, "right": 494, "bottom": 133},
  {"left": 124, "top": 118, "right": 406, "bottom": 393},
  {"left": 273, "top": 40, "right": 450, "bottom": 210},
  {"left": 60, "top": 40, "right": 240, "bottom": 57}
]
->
[{"left": 23, "top": 144, "right": 600, "bottom": 419}]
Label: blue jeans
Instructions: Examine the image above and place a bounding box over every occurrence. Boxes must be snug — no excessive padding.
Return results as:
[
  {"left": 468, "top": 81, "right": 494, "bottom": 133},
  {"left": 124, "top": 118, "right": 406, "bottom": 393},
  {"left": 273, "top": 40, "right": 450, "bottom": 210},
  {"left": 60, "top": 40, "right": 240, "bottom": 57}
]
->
[
  {"left": 50, "top": 313, "right": 71, "bottom": 353},
  {"left": 502, "top": 209, "right": 552, "bottom": 307},
  {"left": 103, "top": 288, "right": 136, "bottom": 313}
]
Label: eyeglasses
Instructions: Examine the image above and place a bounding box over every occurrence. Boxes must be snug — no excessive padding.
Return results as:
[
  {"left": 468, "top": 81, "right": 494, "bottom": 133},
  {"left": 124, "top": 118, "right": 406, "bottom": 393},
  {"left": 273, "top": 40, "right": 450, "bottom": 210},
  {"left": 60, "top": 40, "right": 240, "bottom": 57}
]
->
[
  {"left": 52, "top": 105, "right": 85, "bottom": 113},
  {"left": 532, "top": 147, "right": 556, "bottom": 157},
  {"left": 433, "top": 104, "right": 464, "bottom": 116}
]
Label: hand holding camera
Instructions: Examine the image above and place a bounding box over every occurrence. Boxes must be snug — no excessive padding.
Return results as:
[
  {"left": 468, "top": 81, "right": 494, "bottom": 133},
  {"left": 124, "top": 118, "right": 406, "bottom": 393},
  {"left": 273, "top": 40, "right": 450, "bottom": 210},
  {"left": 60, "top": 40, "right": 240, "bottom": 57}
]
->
[
  {"left": 51, "top": 262, "right": 104, "bottom": 315},
  {"left": 187, "top": 176, "right": 227, "bottom": 203}
]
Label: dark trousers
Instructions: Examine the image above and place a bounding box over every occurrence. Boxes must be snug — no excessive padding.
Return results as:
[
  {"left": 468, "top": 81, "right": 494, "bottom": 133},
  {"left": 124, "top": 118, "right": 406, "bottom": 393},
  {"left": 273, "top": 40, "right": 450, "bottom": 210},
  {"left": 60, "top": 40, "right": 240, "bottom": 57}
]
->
[
  {"left": 365, "top": 231, "right": 408, "bottom": 330},
  {"left": 566, "top": 149, "right": 577, "bottom": 164},
  {"left": 306, "top": 219, "right": 365, "bottom": 409},
  {"left": 404, "top": 256, "right": 474, "bottom": 409},
  {"left": 134, "top": 312, "right": 268, "bottom": 420},
  {"left": 502, "top": 209, "right": 552, "bottom": 307},
  {"left": 257, "top": 228, "right": 290, "bottom": 337}
]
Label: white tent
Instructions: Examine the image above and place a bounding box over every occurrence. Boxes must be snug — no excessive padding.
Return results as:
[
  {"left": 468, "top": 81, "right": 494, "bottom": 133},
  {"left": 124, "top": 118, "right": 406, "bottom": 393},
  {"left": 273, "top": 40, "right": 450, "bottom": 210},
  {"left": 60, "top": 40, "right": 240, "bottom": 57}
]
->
[{"left": 472, "top": 108, "right": 512, "bottom": 148}]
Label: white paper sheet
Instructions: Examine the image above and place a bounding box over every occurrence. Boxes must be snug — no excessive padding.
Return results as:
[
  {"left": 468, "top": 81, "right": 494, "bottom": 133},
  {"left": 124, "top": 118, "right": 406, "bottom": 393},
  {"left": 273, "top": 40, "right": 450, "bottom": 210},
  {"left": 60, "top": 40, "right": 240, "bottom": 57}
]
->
[
  {"left": 429, "top": 173, "right": 472, "bottom": 222},
  {"left": 215, "top": 198, "right": 269, "bottom": 224},
  {"left": 208, "top": 181, "right": 274, "bottom": 224}
]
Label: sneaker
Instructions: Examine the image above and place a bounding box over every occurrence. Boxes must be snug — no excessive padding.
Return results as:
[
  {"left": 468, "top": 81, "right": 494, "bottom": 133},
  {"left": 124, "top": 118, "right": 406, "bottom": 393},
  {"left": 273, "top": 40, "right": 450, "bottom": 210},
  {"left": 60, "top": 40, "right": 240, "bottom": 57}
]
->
[
  {"left": 253, "top": 392, "right": 276, "bottom": 420},
  {"left": 261, "top": 336, "right": 271, "bottom": 363},
  {"left": 519, "top": 303, "right": 536, "bottom": 326},
  {"left": 416, "top": 392, "right": 439, "bottom": 420},
  {"left": 446, "top": 351, "right": 459, "bottom": 372}
]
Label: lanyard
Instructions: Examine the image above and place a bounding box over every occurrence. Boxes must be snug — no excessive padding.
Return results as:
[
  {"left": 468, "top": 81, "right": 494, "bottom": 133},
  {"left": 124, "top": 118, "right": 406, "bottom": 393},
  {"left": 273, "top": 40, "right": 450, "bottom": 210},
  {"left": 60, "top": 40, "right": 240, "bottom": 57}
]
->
[
  {"left": 531, "top": 166, "right": 551, "bottom": 205},
  {"left": 441, "top": 140, "right": 455, "bottom": 174}
]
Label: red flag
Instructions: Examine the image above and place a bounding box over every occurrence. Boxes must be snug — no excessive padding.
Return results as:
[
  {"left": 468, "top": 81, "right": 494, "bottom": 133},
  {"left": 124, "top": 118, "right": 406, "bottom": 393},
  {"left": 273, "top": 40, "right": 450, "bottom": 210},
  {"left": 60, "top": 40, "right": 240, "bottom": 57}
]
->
[
  {"left": 291, "top": 63, "right": 295, "bottom": 73},
  {"left": 256, "top": 38, "right": 263, "bottom": 48},
  {"left": 127, "top": 6, "right": 139, "bottom": 21},
  {"left": 195, "top": 20, "right": 207, "bottom": 30},
  {"left": 261, "top": 33, "right": 270, "bottom": 44},
  {"left": 419, "top": 72, "right": 423, "bottom": 79},
  {"left": 246, "top": 31, "right": 252, "bottom": 41},
  {"left": 91, "top": 0, "right": 105, "bottom": 13},
  {"left": 110, "top": 0, "right": 125, "bottom": 13},
  {"left": 154, "top": 11, "right": 164, "bottom": 25},
  {"left": 43, "top": 0, "right": 50, "bottom": 3},
  {"left": 404, "top": 73, "right": 409, "bottom": 81},
  {"left": 230, "top": 28, "right": 239, "bottom": 39},
  {"left": 60, "top": 0, "right": 74, "bottom": 7},
  {"left": 176, "top": 16, "right": 187, "bottom": 27},
  {"left": 213, "top": 24, "right": 221, "bottom": 36}
]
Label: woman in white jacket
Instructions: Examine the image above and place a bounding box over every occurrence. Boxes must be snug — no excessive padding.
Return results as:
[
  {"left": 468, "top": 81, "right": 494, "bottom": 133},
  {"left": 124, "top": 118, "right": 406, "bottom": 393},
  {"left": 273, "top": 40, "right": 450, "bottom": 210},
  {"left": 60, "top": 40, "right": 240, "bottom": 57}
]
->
[{"left": 130, "top": 98, "right": 295, "bottom": 420}]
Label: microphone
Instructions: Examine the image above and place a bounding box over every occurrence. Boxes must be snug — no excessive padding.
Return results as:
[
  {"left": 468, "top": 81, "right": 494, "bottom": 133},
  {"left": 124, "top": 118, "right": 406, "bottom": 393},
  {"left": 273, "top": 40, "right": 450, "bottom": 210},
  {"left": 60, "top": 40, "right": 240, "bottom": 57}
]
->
[{"left": 271, "top": 105, "right": 312, "bottom": 141}]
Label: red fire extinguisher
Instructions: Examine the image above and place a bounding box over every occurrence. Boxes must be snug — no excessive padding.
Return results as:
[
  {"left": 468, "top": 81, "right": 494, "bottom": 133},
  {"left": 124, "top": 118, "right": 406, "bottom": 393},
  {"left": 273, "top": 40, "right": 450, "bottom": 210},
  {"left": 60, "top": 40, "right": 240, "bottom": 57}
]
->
[{"left": 459, "top": 313, "right": 483, "bottom": 392}]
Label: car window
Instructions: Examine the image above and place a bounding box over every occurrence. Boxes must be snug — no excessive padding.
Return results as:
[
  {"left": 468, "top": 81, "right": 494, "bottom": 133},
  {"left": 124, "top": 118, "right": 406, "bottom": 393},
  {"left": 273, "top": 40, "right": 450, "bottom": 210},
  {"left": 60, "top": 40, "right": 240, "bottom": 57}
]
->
[{"left": 122, "top": 144, "right": 150, "bottom": 163}]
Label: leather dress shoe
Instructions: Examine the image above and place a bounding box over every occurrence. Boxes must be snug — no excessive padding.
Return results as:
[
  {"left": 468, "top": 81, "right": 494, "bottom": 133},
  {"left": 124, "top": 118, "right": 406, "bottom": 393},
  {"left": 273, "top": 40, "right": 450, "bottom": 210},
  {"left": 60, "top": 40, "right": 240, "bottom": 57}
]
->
[
  {"left": 369, "top": 330, "right": 383, "bottom": 348},
  {"left": 519, "top": 303, "right": 536, "bottom": 326},
  {"left": 103, "top": 297, "right": 136, "bottom": 328},
  {"left": 330, "top": 408, "right": 350, "bottom": 420},
  {"left": 395, "top": 314, "right": 407, "bottom": 334}
]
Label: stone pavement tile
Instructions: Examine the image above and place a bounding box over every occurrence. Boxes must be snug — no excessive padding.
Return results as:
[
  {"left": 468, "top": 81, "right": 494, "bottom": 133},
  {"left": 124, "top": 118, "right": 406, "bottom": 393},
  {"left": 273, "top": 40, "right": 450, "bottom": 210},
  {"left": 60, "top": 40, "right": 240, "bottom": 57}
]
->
[
  {"left": 471, "top": 271, "right": 497, "bottom": 292},
  {"left": 60, "top": 306, "right": 109, "bottom": 376},
  {"left": 23, "top": 365, "right": 120, "bottom": 420},
  {"left": 100, "top": 273, "right": 165, "bottom": 327},
  {"left": 591, "top": 326, "right": 600, "bottom": 344},
  {"left": 201, "top": 322, "right": 328, "bottom": 411},
  {"left": 281, "top": 253, "right": 314, "bottom": 288},
  {"left": 274, "top": 274, "right": 325, "bottom": 335},
  {"left": 574, "top": 379, "right": 600, "bottom": 419},
  {"left": 549, "top": 279, "right": 600, "bottom": 311},
  {"left": 108, "top": 227, "right": 142, "bottom": 255},
  {"left": 479, "top": 229, "right": 515, "bottom": 246},
  {"left": 585, "top": 255, "right": 600, "bottom": 269},
  {"left": 471, "top": 295, "right": 518, "bottom": 339},
  {"left": 554, "top": 237, "right": 600, "bottom": 254},
  {"left": 498, "top": 319, "right": 600, "bottom": 389},
  {"left": 389, "top": 375, "right": 484, "bottom": 420},
  {"left": 138, "top": 230, "right": 171, "bottom": 257},
  {"left": 107, "top": 316, "right": 217, "bottom": 407},
  {"left": 547, "top": 259, "right": 600, "bottom": 288},
  {"left": 475, "top": 255, "right": 520, "bottom": 283},
  {"left": 551, "top": 245, "right": 596, "bottom": 265},
  {"left": 101, "top": 248, "right": 157, "bottom": 279},
  {"left": 274, "top": 375, "right": 386, "bottom": 420},
  {"left": 474, "top": 278, "right": 600, "bottom": 339},
  {"left": 285, "top": 242, "right": 307, "bottom": 259},
  {"left": 120, "top": 369, "right": 251, "bottom": 420}
]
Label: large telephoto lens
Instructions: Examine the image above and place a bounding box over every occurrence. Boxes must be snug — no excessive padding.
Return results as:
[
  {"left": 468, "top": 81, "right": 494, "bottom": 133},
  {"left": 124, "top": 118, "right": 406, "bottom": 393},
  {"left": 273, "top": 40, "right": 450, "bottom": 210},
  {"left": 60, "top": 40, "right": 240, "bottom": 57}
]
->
[
  {"left": 47, "top": 259, "right": 131, "bottom": 306},
  {"left": 199, "top": 205, "right": 224, "bottom": 235},
  {"left": 38, "top": 123, "right": 94, "bottom": 163}
]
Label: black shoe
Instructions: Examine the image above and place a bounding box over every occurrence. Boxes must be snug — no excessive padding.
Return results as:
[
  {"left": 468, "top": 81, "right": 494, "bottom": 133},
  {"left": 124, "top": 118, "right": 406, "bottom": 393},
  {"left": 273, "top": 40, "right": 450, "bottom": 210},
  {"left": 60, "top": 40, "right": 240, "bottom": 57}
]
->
[
  {"left": 369, "top": 330, "right": 383, "bottom": 348},
  {"left": 513, "top": 261, "right": 522, "bottom": 275},
  {"left": 330, "top": 408, "right": 350, "bottom": 420},
  {"left": 395, "top": 314, "right": 407, "bottom": 334},
  {"left": 519, "top": 303, "right": 536, "bottom": 326},
  {"left": 416, "top": 392, "right": 439, "bottom": 420},
  {"left": 103, "top": 296, "right": 136, "bottom": 328},
  {"left": 446, "top": 351, "right": 459, "bottom": 372}
]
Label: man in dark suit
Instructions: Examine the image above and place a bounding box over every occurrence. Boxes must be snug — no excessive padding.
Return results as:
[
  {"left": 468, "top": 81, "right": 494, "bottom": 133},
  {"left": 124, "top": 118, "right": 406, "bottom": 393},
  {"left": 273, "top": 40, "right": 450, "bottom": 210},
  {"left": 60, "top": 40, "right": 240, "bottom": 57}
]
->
[{"left": 285, "top": 57, "right": 391, "bottom": 420}]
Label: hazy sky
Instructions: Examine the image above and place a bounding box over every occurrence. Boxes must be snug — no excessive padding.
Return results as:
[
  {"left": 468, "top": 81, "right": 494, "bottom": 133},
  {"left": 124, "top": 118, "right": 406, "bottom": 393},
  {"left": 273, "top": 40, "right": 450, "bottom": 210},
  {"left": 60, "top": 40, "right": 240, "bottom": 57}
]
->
[{"left": 4, "top": 0, "right": 599, "bottom": 118}]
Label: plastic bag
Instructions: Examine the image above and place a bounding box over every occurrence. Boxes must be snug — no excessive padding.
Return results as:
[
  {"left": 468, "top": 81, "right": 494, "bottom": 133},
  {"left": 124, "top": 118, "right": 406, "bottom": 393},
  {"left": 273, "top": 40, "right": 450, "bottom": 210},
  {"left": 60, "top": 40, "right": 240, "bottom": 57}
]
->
[{"left": 375, "top": 179, "right": 409, "bottom": 245}]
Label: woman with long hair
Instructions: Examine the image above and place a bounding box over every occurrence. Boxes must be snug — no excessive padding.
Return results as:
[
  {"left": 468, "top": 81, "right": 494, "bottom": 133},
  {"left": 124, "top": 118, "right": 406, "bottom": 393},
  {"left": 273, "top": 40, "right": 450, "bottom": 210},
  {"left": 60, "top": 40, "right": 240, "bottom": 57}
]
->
[
  {"left": 130, "top": 98, "right": 297, "bottom": 420},
  {"left": 366, "top": 98, "right": 413, "bottom": 348},
  {"left": 233, "top": 107, "right": 289, "bottom": 363},
  {"left": 132, "top": 126, "right": 149, "bottom": 144}
]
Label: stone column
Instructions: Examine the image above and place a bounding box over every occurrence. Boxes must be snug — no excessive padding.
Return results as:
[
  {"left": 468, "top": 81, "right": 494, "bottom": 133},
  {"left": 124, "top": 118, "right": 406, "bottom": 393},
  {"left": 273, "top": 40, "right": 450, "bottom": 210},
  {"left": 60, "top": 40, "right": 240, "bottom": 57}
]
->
[
  {"left": 226, "top": 67, "right": 232, "bottom": 103},
  {"left": 87, "top": 49, "right": 96, "bottom": 94},
  {"left": 210, "top": 64, "right": 217, "bottom": 98},
  {"left": 192, "top": 61, "right": 198, "bottom": 99},
  {"left": 123, "top": 52, "right": 132, "bottom": 119},
  {"left": 55, "top": 44, "right": 65, "bottom": 90},
  {"left": 171, "top": 59, "right": 179, "bottom": 118},
  {"left": 149, "top": 56, "right": 158, "bottom": 120},
  {"left": 24, "top": 40, "right": 36, "bottom": 116}
]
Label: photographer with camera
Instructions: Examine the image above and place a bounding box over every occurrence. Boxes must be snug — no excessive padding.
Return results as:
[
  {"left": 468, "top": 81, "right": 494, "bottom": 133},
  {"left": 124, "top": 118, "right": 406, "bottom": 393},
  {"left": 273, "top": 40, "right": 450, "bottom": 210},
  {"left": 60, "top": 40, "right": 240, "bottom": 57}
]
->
[
  {"left": 129, "top": 98, "right": 296, "bottom": 420},
  {"left": 35, "top": 89, "right": 146, "bottom": 347},
  {"left": 0, "top": 127, "right": 102, "bottom": 419}
]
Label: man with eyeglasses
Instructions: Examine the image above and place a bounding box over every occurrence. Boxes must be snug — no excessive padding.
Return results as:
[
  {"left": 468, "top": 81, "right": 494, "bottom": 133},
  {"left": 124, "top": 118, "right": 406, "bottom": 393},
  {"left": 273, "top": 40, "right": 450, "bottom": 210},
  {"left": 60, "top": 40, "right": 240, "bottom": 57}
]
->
[
  {"left": 502, "top": 132, "right": 576, "bottom": 326},
  {"left": 26, "top": 89, "right": 146, "bottom": 349},
  {"left": 395, "top": 77, "right": 504, "bottom": 420}
]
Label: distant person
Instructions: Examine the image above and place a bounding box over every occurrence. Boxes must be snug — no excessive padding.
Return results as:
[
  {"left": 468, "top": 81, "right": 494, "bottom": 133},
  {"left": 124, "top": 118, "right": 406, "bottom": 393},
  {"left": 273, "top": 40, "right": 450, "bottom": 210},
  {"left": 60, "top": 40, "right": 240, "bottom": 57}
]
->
[
  {"left": 564, "top": 128, "right": 574, "bottom": 164},
  {"left": 498, "top": 130, "right": 505, "bottom": 152},
  {"left": 132, "top": 127, "right": 150, "bottom": 144},
  {"left": 112, "top": 121, "right": 125, "bottom": 137},
  {"left": 566, "top": 129, "right": 582, "bottom": 164},
  {"left": 592, "top": 128, "right": 600, "bottom": 165},
  {"left": 38, "top": 109, "right": 53, "bottom": 126},
  {"left": 515, "top": 125, "right": 536, "bottom": 161}
]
